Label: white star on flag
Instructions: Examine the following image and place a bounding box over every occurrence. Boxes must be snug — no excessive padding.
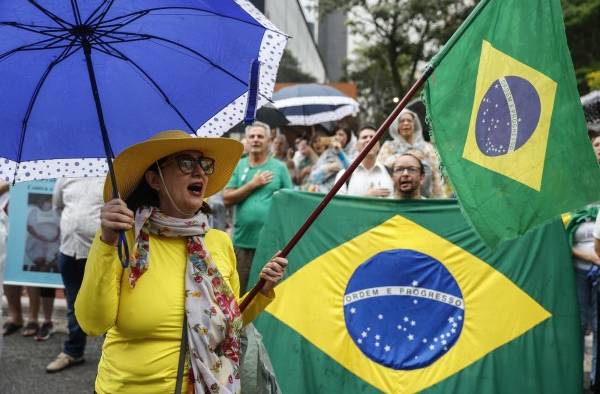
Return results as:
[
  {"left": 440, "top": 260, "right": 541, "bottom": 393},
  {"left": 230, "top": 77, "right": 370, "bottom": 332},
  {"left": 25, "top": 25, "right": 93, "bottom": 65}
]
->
[
  {"left": 412, "top": 280, "right": 419, "bottom": 286},
  {"left": 361, "top": 331, "right": 367, "bottom": 338},
  {"left": 377, "top": 314, "right": 383, "bottom": 320},
  {"left": 408, "top": 334, "right": 414, "bottom": 341},
  {"left": 357, "top": 339, "right": 362, "bottom": 344},
  {"left": 350, "top": 307, "right": 356, "bottom": 314},
  {"left": 448, "top": 317, "right": 454, "bottom": 323},
  {"left": 384, "top": 345, "right": 391, "bottom": 352},
  {"left": 422, "top": 339, "right": 427, "bottom": 343},
  {"left": 403, "top": 317, "right": 409, "bottom": 322},
  {"left": 410, "top": 321, "right": 416, "bottom": 326},
  {"left": 375, "top": 334, "right": 381, "bottom": 340},
  {"left": 375, "top": 342, "right": 380, "bottom": 347},
  {"left": 429, "top": 345, "right": 435, "bottom": 350}
]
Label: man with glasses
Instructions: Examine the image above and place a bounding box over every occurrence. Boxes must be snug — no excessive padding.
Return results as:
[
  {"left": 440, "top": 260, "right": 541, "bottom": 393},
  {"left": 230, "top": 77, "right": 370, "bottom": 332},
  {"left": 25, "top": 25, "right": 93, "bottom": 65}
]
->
[
  {"left": 224, "top": 122, "right": 292, "bottom": 292},
  {"left": 392, "top": 153, "right": 426, "bottom": 200},
  {"left": 335, "top": 126, "right": 394, "bottom": 198}
]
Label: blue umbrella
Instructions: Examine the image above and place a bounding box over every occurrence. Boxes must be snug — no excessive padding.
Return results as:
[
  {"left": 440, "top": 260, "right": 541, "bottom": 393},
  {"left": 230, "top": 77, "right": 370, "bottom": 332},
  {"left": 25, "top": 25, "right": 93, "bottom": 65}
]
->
[
  {"left": 273, "top": 83, "right": 359, "bottom": 126},
  {"left": 0, "top": 0, "right": 287, "bottom": 187}
]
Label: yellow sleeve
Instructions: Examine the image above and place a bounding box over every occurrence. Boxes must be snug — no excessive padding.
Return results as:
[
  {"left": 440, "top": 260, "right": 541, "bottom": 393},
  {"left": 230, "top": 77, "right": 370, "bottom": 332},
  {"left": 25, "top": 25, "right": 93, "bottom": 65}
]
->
[
  {"left": 239, "top": 289, "right": 274, "bottom": 326},
  {"left": 210, "top": 229, "right": 274, "bottom": 326},
  {"left": 75, "top": 231, "right": 127, "bottom": 336}
]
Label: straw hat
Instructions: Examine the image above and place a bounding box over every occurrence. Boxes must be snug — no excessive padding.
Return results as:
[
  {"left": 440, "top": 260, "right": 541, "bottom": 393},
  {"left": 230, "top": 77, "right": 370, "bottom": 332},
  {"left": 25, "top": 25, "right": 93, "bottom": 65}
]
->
[{"left": 103, "top": 130, "right": 243, "bottom": 202}]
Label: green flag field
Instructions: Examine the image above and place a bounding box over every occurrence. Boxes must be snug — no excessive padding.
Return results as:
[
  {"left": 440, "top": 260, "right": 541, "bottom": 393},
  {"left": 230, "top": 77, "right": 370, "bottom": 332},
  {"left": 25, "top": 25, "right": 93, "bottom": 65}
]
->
[{"left": 250, "top": 191, "right": 580, "bottom": 393}]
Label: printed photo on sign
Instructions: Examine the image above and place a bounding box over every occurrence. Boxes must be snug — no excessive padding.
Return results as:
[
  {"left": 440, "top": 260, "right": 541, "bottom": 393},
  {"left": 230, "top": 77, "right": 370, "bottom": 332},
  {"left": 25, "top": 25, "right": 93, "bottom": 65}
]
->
[
  {"left": 23, "top": 192, "right": 60, "bottom": 273},
  {"left": 4, "top": 180, "right": 63, "bottom": 288}
]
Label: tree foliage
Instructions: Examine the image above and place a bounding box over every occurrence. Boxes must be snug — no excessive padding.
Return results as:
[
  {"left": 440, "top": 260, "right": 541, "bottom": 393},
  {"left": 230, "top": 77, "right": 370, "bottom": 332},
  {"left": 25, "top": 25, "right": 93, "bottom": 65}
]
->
[
  {"left": 561, "top": 0, "right": 600, "bottom": 94},
  {"left": 321, "top": 0, "right": 473, "bottom": 123},
  {"left": 324, "top": 0, "right": 600, "bottom": 122}
]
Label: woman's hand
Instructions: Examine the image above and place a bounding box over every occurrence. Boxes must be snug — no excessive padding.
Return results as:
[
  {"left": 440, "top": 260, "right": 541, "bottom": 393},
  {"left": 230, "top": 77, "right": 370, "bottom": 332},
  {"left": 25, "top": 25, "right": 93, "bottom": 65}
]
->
[
  {"left": 259, "top": 251, "right": 288, "bottom": 295},
  {"left": 100, "top": 198, "right": 134, "bottom": 245}
]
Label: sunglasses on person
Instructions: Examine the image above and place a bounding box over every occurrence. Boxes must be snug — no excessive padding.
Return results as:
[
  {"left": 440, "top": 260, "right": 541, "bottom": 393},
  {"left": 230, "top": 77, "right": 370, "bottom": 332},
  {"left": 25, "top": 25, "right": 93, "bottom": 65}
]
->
[{"left": 161, "top": 154, "right": 215, "bottom": 175}]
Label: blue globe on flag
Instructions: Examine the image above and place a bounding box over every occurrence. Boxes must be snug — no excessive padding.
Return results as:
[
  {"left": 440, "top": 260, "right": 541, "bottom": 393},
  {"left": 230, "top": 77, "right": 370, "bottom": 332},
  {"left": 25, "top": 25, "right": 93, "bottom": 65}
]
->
[
  {"left": 343, "top": 249, "right": 465, "bottom": 370},
  {"left": 475, "top": 76, "right": 541, "bottom": 156}
]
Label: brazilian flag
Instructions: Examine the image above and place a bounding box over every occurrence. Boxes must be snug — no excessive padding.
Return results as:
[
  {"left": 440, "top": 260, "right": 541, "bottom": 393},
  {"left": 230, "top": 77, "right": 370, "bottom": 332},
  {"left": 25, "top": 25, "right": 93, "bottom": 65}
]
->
[
  {"left": 423, "top": 0, "right": 600, "bottom": 247},
  {"left": 250, "top": 191, "right": 580, "bottom": 393}
]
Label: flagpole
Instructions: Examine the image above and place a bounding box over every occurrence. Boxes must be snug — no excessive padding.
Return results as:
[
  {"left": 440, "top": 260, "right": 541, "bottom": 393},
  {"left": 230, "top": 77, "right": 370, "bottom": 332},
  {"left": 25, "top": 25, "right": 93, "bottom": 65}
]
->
[{"left": 239, "top": 65, "right": 435, "bottom": 312}]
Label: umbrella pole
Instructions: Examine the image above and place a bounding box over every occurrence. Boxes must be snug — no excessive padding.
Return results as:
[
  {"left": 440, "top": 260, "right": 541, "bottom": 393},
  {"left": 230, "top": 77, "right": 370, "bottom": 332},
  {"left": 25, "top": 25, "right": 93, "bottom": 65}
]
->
[
  {"left": 82, "top": 41, "right": 130, "bottom": 265},
  {"left": 82, "top": 42, "right": 119, "bottom": 198},
  {"left": 239, "top": 66, "right": 435, "bottom": 312}
]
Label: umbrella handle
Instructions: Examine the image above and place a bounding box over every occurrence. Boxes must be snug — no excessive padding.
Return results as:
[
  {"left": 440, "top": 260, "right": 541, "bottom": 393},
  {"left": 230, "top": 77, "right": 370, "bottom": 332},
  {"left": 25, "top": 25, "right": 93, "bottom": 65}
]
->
[{"left": 117, "top": 230, "right": 130, "bottom": 268}]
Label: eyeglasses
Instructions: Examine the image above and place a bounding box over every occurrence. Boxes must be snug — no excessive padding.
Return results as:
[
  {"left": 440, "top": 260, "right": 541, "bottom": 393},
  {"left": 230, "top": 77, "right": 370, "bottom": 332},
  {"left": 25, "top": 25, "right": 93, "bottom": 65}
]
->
[
  {"left": 393, "top": 166, "right": 420, "bottom": 175},
  {"left": 162, "top": 154, "right": 215, "bottom": 175}
]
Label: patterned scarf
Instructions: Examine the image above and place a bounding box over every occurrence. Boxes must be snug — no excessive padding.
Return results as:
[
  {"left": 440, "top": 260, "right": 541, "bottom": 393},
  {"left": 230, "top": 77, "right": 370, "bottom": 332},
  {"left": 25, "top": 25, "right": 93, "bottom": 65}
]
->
[{"left": 131, "top": 207, "right": 243, "bottom": 394}]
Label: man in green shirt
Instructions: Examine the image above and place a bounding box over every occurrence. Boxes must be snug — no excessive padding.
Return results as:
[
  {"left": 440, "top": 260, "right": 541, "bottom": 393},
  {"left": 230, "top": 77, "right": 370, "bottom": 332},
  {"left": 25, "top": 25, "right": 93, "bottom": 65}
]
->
[{"left": 224, "top": 122, "right": 293, "bottom": 291}]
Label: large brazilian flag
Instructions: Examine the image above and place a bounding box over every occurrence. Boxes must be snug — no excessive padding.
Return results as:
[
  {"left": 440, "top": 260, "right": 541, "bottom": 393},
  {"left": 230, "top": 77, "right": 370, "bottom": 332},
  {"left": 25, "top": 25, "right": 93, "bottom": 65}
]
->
[
  {"left": 250, "top": 191, "right": 580, "bottom": 393},
  {"left": 423, "top": 0, "right": 600, "bottom": 247}
]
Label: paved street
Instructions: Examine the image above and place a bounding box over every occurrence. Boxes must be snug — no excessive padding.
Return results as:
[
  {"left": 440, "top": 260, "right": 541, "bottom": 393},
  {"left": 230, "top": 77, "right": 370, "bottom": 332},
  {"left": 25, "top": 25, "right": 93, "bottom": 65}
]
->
[
  {"left": 1, "top": 297, "right": 103, "bottom": 393},
  {"left": 1, "top": 297, "right": 596, "bottom": 393}
]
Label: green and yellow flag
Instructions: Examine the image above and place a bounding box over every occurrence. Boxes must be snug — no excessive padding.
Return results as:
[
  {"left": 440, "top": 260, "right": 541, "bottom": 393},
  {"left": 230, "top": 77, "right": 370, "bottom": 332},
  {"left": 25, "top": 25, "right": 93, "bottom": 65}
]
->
[
  {"left": 251, "top": 191, "right": 580, "bottom": 393},
  {"left": 424, "top": 0, "right": 600, "bottom": 247}
]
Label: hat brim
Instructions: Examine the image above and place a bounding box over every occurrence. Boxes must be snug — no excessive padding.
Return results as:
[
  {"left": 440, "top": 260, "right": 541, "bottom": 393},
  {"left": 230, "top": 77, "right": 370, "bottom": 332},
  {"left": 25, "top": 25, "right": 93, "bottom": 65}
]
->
[{"left": 103, "top": 135, "right": 243, "bottom": 203}]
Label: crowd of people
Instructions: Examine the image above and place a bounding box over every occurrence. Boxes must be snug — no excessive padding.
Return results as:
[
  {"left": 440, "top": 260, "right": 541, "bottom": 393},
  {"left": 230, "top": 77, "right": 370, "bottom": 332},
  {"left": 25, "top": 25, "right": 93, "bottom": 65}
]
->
[
  {"left": 0, "top": 116, "right": 599, "bottom": 392},
  {"left": 260, "top": 109, "right": 448, "bottom": 200}
]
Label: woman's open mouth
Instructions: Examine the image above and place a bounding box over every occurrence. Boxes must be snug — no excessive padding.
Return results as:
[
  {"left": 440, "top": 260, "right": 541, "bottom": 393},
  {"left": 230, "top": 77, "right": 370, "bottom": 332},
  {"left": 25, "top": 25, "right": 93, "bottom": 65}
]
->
[{"left": 187, "top": 183, "right": 204, "bottom": 196}]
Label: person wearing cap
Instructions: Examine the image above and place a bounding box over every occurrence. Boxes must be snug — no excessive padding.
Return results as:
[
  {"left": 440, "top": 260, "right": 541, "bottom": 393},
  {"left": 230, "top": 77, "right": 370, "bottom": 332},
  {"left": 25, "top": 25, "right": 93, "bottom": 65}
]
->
[{"left": 75, "top": 130, "right": 287, "bottom": 394}]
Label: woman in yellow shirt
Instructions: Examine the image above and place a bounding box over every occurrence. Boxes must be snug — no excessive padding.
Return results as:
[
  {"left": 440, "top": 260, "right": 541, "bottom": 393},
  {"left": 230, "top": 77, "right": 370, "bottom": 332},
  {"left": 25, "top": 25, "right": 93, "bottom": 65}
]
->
[{"left": 75, "top": 130, "right": 287, "bottom": 394}]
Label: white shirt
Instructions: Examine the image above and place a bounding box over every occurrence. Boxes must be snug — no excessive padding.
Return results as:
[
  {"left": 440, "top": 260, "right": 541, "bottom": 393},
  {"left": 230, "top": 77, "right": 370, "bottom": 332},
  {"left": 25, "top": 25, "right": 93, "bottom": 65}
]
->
[
  {"left": 594, "top": 211, "right": 600, "bottom": 240},
  {"left": 335, "top": 162, "right": 394, "bottom": 198},
  {"left": 52, "top": 177, "right": 104, "bottom": 258}
]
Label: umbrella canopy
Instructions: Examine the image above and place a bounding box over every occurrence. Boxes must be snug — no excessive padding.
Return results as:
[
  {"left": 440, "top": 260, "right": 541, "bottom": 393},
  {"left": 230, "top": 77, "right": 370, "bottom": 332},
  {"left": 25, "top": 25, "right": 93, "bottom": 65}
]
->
[
  {"left": 0, "top": 0, "right": 287, "bottom": 184},
  {"left": 227, "top": 103, "right": 289, "bottom": 135},
  {"left": 273, "top": 83, "right": 359, "bottom": 126}
]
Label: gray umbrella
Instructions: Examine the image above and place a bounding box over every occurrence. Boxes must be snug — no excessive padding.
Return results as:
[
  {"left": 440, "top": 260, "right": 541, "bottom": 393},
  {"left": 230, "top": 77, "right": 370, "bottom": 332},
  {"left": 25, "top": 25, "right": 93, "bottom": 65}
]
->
[{"left": 227, "top": 103, "right": 290, "bottom": 135}]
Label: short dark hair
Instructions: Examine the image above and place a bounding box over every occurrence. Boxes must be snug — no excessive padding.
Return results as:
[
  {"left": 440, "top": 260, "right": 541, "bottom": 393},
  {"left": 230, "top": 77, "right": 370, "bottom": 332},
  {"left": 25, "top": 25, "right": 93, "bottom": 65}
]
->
[
  {"left": 357, "top": 125, "right": 377, "bottom": 137},
  {"left": 395, "top": 153, "right": 425, "bottom": 175}
]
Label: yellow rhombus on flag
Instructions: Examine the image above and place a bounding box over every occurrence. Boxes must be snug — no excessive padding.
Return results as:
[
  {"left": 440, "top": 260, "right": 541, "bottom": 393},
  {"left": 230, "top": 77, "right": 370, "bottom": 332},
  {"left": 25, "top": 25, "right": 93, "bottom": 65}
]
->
[{"left": 264, "top": 215, "right": 550, "bottom": 393}]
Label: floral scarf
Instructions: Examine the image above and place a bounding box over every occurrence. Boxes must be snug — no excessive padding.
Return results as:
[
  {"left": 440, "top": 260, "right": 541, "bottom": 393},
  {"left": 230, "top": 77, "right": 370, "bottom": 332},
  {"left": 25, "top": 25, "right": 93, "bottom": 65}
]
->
[{"left": 131, "top": 207, "right": 243, "bottom": 394}]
